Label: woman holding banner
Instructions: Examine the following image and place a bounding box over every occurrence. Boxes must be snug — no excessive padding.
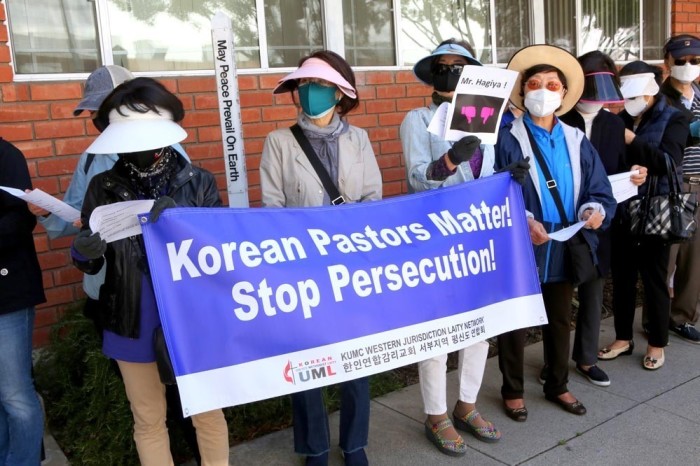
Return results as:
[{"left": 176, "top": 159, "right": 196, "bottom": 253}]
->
[
  {"left": 260, "top": 51, "right": 381, "bottom": 466},
  {"left": 70, "top": 77, "right": 230, "bottom": 466},
  {"left": 399, "top": 39, "right": 506, "bottom": 457},
  {"left": 494, "top": 45, "right": 616, "bottom": 418}
]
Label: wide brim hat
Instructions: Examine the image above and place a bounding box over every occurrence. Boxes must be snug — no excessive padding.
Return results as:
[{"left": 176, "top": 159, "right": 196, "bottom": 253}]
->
[
  {"left": 74, "top": 65, "right": 134, "bottom": 116},
  {"left": 272, "top": 57, "right": 356, "bottom": 99},
  {"left": 85, "top": 106, "right": 187, "bottom": 154},
  {"left": 413, "top": 43, "right": 482, "bottom": 85},
  {"left": 579, "top": 72, "right": 624, "bottom": 103},
  {"left": 506, "top": 44, "right": 584, "bottom": 116}
]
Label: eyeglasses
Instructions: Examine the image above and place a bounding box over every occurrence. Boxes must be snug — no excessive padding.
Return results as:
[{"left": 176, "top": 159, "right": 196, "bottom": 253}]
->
[
  {"left": 432, "top": 63, "right": 465, "bottom": 76},
  {"left": 525, "top": 79, "right": 563, "bottom": 92},
  {"left": 674, "top": 58, "right": 700, "bottom": 66}
]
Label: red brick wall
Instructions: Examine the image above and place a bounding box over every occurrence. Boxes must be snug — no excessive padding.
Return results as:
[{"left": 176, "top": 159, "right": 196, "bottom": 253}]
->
[{"left": 0, "top": 0, "right": 698, "bottom": 346}]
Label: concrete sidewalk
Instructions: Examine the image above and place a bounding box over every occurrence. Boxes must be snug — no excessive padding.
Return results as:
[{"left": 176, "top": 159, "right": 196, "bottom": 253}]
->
[{"left": 229, "top": 314, "right": 700, "bottom": 465}]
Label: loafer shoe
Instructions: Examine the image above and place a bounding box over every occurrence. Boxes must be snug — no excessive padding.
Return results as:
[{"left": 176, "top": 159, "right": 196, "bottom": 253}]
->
[
  {"left": 503, "top": 401, "right": 528, "bottom": 422},
  {"left": 544, "top": 394, "right": 587, "bottom": 415},
  {"left": 643, "top": 349, "right": 665, "bottom": 370},
  {"left": 575, "top": 364, "right": 611, "bottom": 387},
  {"left": 453, "top": 409, "right": 501, "bottom": 443},
  {"left": 424, "top": 419, "right": 466, "bottom": 457},
  {"left": 598, "top": 340, "right": 634, "bottom": 360},
  {"left": 305, "top": 452, "right": 329, "bottom": 466},
  {"left": 343, "top": 448, "right": 368, "bottom": 466},
  {"left": 669, "top": 323, "right": 700, "bottom": 344}
]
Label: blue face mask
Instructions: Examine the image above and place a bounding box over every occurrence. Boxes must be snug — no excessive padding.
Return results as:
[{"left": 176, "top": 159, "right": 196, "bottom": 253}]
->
[{"left": 298, "top": 82, "right": 339, "bottom": 118}]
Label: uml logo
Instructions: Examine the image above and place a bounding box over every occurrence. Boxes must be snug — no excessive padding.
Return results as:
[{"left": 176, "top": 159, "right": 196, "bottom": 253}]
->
[{"left": 283, "top": 357, "right": 337, "bottom": 385}]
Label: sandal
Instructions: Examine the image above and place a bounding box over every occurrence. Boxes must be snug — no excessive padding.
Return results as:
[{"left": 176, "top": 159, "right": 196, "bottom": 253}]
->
[
  {"left": 424, "top": 419, "right": 466, "bottom": 457},
  {"left": 453, "top": 409, "right": 501, "bottom": 443}
]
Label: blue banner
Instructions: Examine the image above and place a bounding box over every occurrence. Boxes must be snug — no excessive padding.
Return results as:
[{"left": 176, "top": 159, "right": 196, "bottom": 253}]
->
[{"left": 142, "top": 173, "right": 546, "bottom": 415}]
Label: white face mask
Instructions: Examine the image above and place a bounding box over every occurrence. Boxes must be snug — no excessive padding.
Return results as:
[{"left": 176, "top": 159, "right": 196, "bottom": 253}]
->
[
  {"left": 624, "top": 96, "right": 649, "bottom": 117},
  {"left": 524, "top": 89, "right": 562, "bottom": 117},
  {"left": 670, "top": 64, "right": 700, "bottom": 84},
  {"left": 576, "top": 102, "right": 604, "bottom": 114}
]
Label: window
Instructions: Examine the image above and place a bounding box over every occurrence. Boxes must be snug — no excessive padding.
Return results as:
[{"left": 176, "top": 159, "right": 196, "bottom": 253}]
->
[
  {"left": 5, "top": 0, "right": 669, "bottom": 76},
  {"left": 265, "top": 0, "right": 323, "bottom": 67},
  {"left": 7, "top": 0, "right": 100, "bottom": 74},
  {"left": 343, "top": 0, "right": 395, "bottom": 66},
  {"left": 107, "top": 0, "right": 260, "bottom": 72}
]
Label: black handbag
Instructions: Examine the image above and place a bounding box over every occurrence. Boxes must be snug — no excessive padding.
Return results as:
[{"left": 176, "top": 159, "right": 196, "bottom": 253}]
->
[
  {"left": 525, "top": 127, "right": 599, "bottom": 286},
  {"left": 154, "top": 326, "right": 176, "bottom": 385},
  {"left": 628, "top": 154, "right": 698, "bottom": 243}
]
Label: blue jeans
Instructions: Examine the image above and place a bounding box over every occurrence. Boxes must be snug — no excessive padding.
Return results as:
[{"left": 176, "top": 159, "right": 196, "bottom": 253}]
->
[
  {"left": 0, "top": 307, "right": 44, "bottom": 466},
  {"left": 292, "top": 377, "right": 369, "bottom": 457}
]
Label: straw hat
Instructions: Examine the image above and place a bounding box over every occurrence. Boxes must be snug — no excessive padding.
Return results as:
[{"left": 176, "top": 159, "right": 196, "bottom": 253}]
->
[
  {"left": 85, "top": 105, "right": 187, "bottom": 154},
  {"left": 506, "top": 45, "right": 584, "bottom": 115}
]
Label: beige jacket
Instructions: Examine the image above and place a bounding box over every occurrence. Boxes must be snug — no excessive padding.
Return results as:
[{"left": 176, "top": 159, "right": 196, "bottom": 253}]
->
[{"left": 260, "top": 124, "right": 382, "bottom": 207}]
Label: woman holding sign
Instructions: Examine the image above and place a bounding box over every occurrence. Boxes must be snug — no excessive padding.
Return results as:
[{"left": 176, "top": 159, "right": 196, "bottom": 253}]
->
[
  {"left": 260, "top": 51, "right": 381, "bottom": 466},
  {"left": 399, "top": 39, "right": 510, "bottom": 457},
  {"left": 494, "top": 45, "right": 616, "bottom": 418},
  {"left": 70, "top": 78, "right": 229, "bottom": 466}
]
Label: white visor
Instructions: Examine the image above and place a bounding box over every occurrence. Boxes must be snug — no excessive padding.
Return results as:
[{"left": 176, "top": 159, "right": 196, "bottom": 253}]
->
[
  {"left": 86, "top": 106, "right": 187, "bottom": 154},
  {"left": 620, "top": 73, "right": 659, "bottom": 99}
]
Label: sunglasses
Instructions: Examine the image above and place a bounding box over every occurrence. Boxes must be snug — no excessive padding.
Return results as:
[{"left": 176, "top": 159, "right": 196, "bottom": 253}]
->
[
  {"left": 674, "top": 58, "right": 700, "bottom": 66},
  {"left": 432, "top": 63, "right": 465, "bottom": 76},
  {"left": 525, "top": 79, "right": 563, "bottom": 92}
]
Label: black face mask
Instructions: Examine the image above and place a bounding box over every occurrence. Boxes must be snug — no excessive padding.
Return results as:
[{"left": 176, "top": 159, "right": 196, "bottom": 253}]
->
[
  {"left": 432, "top": 66, "right": 462, "bottom": 92},
  {"left": 120, "top": 149, "right": 161, "bottom": 169}
]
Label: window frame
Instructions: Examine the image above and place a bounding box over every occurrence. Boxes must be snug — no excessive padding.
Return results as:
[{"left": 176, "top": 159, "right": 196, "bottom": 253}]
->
[{"left": 6, "top": 0, "right": 671, "bottom": 81}]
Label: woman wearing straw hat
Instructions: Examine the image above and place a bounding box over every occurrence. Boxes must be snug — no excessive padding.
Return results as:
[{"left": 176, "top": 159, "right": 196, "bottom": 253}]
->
[
  {"left": 260, "top": 50, "right": 381, "bottom": 466},
  {"left": 70, "top": 77, "right": 229, "bottom": 465},
  {"left": 495, "top": 45, "right": 616, "bottom": 418},
  {"left": 399, "top": 38, "right": 504, "bottom": 457},
  {"left": 598, "top": 62, "right": 688, "bottom": 370}
]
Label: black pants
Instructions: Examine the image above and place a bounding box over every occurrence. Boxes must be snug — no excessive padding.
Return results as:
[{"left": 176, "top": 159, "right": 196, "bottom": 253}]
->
[
  {"left": 498, "top": 282, "right": 574, "bottom": 399},
  {"left": 611, "top": 227, "right": 670, "bottom": 348}
]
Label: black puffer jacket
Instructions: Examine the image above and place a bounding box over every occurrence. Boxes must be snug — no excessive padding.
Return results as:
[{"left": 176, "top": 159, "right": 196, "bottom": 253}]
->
[{"left": 74, "top": 154, "right": 221, "bottom": 338}]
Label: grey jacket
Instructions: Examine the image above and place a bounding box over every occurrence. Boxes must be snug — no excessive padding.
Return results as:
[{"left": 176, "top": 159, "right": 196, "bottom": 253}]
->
[{"left": 260, "top": 124, "right": 382, "bottom": 207}]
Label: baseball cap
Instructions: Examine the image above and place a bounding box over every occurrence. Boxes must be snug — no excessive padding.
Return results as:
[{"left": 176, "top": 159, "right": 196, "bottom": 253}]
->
[
  {"left": 663, "top": 36, "right": 700, "bottom": 59},
  {"left": 73, "top": 65, "right": 134, "bottom": 116}
]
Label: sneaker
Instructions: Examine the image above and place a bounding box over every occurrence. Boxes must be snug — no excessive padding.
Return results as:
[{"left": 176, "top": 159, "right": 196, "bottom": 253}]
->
[
  {"left": 576, "top": 364, "right": 611, "bottom": 387},
  {"left": 538, "top": 365, "right": 549, "bottom": 385},
  {"left": 669, "top": 323, "right": 700, "bottom": 344}
]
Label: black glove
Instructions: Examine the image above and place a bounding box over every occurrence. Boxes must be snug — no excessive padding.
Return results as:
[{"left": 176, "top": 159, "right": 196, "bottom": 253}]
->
[
  {"left": 73, "top": 229, "right": 107, "bottom": 260},
  {"left": 447, "top": 135, "right": 481, "bottom": 165},
  {"left": 149, "top": 196, "right": 177, "bottom": 223},
  {"left": 497, "top": 156, "right": 531, "bottom": 186}
]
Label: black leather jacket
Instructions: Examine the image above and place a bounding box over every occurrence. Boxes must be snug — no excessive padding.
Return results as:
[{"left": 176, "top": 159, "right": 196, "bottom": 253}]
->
[{"left": 74, "top": 155, "right": 222, "bottom": 338}]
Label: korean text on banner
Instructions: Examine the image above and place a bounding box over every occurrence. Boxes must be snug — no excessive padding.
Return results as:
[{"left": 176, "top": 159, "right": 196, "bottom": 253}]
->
[{"left": 141, "top": 173, "right": 546, "bottom": 416}]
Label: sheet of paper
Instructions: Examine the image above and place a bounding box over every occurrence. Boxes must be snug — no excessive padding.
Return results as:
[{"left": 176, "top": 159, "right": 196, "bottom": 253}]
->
[
  {"left": 548, "top": 220, "right": 586, "bottom": 242},
  {"left": 89, "top": 200, "right": 155, "bottom": 243},
  {"left": 442, "top": 66, "right": 520, "bottom": 145},
  {"left": 427, "top": 102, "right": 450, "bottom": 138},
  {"left": 608, "top": 170, "right": 639, "bottom": 203},
  {"left": 0, "top": 186, "right": 80, "bottom": 223}
]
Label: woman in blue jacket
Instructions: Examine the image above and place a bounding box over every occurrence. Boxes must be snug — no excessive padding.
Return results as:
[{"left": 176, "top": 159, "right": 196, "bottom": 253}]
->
[{"left": 495, "top": 45, "right": 616, "bottom": 419}]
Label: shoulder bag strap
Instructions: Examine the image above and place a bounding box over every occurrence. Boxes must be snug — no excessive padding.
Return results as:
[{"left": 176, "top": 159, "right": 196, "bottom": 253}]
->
[
  {"left": 290, "top": 124, "right": 345, "bottom": 205},
  {"left": 524, "top": 125, "right": 571, "bottom": 227},
  {"left": 663, "top": 153, "right": 682, "bottom": 195}
]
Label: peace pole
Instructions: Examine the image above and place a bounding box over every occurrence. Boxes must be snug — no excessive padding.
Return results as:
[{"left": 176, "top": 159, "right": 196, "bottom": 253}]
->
[{"left": 211, "top": 11, "right": 249, "bottom": 207}]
